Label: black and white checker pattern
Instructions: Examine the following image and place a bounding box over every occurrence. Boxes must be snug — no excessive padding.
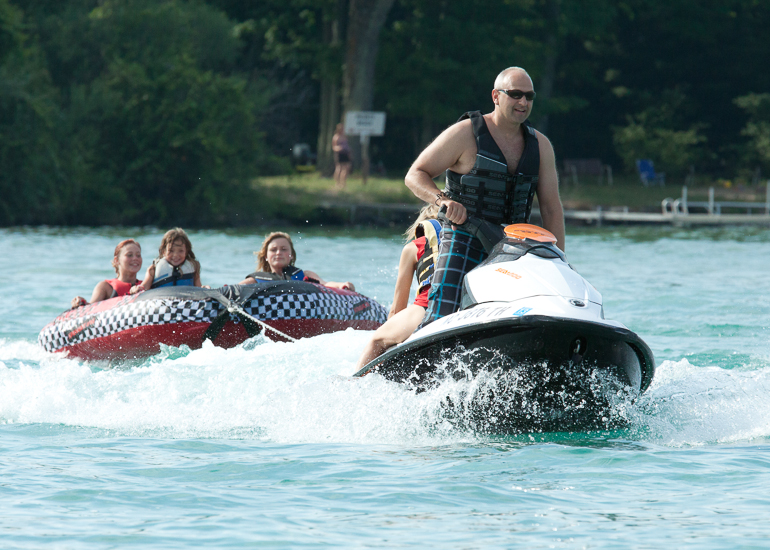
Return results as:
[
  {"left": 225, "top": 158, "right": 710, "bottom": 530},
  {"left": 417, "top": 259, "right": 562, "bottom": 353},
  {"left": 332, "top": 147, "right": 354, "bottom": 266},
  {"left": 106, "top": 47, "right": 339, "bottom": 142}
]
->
[
  {"left": 39, "top": 297, "right": 220, "bottom": 352},
  {"left": 244, "top": 291, "right": 387, "bottom": 322},
  {"left": 39, "top": 287, "right": 388, "bottom": 353}
]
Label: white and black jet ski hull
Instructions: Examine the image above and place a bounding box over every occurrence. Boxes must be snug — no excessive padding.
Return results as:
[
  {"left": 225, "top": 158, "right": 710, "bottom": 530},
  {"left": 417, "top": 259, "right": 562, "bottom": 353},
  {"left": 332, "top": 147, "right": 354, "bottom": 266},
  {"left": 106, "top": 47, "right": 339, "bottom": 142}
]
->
[
  {"left": 357, "top": 315, "right": 652, "bottom": 389},
  {"left": 355, "top": 315, "right": 654, "bottom": 432}
]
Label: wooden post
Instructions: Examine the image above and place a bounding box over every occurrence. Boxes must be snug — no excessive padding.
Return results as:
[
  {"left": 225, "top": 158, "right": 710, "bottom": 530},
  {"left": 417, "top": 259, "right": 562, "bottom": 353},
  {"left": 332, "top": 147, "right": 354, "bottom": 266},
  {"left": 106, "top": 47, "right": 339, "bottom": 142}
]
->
[
  {"left": 766, "top": 180, "right": 770, "bottom": 215},
  {"left": 360, "top": 134, "right": 370, "bottom": 185},
  {"left": 570, "top": 164, "right": 579, "bottom": 186},
  {"left": 681, "top": 186, "right": 688, "bottom": 214}
]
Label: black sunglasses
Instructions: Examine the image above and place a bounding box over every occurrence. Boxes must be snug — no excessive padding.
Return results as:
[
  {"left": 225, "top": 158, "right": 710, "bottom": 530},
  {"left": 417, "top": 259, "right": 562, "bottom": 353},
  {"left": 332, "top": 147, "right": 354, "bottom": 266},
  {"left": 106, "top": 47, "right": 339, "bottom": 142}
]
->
[{"left": 497, "top": 89, "right": 536, "bottom": 101}]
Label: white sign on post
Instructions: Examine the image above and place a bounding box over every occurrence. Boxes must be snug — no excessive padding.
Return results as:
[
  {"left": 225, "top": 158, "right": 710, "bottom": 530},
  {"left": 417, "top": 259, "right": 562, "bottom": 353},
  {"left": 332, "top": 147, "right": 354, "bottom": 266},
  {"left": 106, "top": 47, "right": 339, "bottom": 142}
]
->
[
  {"left": 343, "top": 111, "right": 386, "bottom": 185},
  {"left": 344, "top": 111, "right": 387, "bottom": 138}
]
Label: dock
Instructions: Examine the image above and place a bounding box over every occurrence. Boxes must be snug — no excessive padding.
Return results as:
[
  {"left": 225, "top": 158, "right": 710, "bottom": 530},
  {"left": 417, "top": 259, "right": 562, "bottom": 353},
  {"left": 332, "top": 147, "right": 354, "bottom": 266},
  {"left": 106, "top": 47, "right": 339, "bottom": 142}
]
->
[
  {"left": 562, "top": 207, "right": 770, "bottom": 227},
  {"left": 316, "top": 184, "right": 770, "bottom": 228},
  {"left": 565, "top": 184, "right": 770, "bottom": 227}
]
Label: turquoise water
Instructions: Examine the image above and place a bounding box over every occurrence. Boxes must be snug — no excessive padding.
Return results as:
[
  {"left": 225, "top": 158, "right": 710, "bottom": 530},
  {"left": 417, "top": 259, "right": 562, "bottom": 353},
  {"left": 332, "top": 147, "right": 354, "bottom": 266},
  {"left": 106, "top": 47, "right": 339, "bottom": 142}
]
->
[{"left": 2, "top": 226, "right": 769, "bottom": 548}]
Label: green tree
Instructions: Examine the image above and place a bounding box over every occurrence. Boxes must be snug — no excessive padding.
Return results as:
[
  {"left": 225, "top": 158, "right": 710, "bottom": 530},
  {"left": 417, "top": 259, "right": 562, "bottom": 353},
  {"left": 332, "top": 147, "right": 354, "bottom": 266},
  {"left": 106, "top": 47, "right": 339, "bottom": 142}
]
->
[
  {"left": 612, "top": 90, "right": 708, "bottom": 176},
  {"left": 734, "top": 93, "right": 770, "bottom": 171},
  {"left": 214, "top": 0, "right": 398, "bottom": 175},
  {"left": 375, "top": 0, "right": 618, "bottom": 167},
  {"left": 16, "top": 0, "right": 281, "bottom": 225},
  {"left": 0, "top": 0, "right": 65, "bottom": 225},
  {"left": 376, "top": 0, "right": 538, "bottom": 164},
  {"left": 210, "top": 0, "right": 347, "bottom": 174},
  {"left": 64, "top": 55, "right": 269, "bottom": 224},
  {"left": 601, "top": 0, "right": 770, "bottom": 175}
]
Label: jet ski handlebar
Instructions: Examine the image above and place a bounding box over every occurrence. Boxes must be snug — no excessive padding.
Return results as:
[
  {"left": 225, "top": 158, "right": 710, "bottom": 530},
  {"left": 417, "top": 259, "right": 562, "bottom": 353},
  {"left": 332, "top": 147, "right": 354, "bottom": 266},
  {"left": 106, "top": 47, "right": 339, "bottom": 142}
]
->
[{"left": 437, "top": 206, "right": 505, "bottom": 254}]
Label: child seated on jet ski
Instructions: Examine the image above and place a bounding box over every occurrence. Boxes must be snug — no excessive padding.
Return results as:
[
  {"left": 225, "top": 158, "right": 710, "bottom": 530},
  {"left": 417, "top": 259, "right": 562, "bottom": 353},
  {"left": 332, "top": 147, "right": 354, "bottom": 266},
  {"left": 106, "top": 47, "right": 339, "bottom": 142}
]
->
[
  {"left": 355, "top": 204, "right": 439, "bottom": 370},
  {"left": 238, "top": 231, "right": 355, "bottom": 291},
  {"left": 132, "top": 228, "right": 203, "bottom": 292}
]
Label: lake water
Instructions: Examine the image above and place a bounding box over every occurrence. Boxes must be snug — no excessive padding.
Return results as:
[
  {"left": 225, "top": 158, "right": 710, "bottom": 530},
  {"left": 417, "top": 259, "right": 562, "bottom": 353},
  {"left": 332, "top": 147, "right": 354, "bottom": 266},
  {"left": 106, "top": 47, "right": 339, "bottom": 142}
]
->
[{"left": 2, "top": 225, "right": 769, "bottom": 548}]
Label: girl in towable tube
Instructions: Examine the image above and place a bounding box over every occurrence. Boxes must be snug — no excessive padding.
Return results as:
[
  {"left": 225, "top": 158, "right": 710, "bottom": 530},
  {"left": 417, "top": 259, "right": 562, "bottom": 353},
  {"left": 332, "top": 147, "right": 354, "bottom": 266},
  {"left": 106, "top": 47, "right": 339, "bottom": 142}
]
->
[
  {"left": 238, "top": 231, "right": 355, "bottom": 291},
  {"left": 70, "top": 239, "right": 144, "bottom": 309},
  {"left": 133, "top": 227, "right": 204, "bottom": 293}
]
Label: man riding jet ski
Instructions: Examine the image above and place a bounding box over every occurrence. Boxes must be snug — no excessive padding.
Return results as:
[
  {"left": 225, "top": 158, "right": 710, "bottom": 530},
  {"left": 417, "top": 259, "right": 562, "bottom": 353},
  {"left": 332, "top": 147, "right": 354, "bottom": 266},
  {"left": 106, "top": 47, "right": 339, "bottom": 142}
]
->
[{"left": 354, "top": 214, "right": 655, "bottom": 432}]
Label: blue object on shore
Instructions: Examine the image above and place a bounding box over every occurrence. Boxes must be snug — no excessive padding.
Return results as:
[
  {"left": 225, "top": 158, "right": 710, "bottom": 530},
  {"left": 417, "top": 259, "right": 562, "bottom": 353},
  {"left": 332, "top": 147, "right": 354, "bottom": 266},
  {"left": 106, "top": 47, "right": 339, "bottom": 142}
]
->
[{"left": 636, "top": 159, "right": 665, "bottom": 186}]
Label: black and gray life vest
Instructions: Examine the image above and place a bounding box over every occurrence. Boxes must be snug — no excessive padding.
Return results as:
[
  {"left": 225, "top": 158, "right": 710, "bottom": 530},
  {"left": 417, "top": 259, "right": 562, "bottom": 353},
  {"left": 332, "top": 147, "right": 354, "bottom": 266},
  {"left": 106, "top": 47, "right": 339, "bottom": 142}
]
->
[
  {"left": 246, "top": 265, "right": 305, "bottom": 283},
  {"left": 444, "top": 111, "right": 540, "bottom": 225},
  {"left": 151, "top": 258, "right": 196, "bottom": 288},
  {"left": 415, "top": 219, "right": 442, "bottom": 289}
]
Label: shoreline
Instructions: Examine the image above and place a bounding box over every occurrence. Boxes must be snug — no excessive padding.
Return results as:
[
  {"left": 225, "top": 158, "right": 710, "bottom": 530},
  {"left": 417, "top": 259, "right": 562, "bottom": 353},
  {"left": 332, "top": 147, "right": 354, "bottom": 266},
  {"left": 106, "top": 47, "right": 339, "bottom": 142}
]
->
[
  {"left": 303, "top": 202, "right": 770, "bottom": 228},
  {"left": 258, "top": 174, "right": 770, "bottom": 229},
  {"left": 4, "top": 175, "right": 769, "bottom": 229},
  {"left": 4, "top": 205, "right": 769, "bottom": 231}
]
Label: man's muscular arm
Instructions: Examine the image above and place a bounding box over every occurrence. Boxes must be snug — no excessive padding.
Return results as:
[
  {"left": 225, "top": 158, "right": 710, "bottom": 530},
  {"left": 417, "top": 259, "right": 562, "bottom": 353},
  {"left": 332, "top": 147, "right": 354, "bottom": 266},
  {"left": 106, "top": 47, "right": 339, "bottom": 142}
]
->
[
  {"left": 534, "top": 132, "right": 565, "bottom": 251},
  {"left": 405, "top": 121, "right": 475, "bottom": 225}
]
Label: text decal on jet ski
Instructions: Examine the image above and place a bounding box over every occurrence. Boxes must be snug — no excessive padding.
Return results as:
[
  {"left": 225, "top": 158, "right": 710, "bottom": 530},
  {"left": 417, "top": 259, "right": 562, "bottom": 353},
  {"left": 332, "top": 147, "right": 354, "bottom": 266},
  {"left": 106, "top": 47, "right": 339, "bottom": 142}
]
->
[
  {"left": 495, "top": 267, "right": 522, "bottom": 279},
  {"left": 435, "top": 305, "right": 532, "bottom": 327}
]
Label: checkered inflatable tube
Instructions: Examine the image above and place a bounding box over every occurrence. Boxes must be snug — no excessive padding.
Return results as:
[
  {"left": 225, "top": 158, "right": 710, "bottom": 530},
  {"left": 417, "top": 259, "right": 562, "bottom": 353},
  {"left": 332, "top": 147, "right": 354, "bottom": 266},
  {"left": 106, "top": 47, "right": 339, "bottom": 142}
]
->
[{"left": 38, "top": 282, "right": 388, "bottom": 359}]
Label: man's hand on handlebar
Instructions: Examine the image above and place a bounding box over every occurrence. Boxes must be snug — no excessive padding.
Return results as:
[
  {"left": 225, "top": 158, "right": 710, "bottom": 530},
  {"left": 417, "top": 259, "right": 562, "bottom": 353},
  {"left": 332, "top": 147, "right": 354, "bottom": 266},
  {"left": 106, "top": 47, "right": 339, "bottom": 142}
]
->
[
  {"left": 437, "top": 204, "right": 505, "bottom": 253},
  {"left": 438, "top": 199, "right": 467, "bottom": 225}
]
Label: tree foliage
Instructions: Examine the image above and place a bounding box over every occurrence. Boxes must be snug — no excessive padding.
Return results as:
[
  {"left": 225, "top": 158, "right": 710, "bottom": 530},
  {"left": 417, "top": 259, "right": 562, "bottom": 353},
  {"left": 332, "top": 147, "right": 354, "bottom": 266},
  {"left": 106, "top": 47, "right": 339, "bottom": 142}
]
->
[
  {"left": 612, "top": 90, "right": 709, "bottom": 176},
  {"left": 734, "top": 93, "right": 770, "bottom": 169},
  {"left": 2, "top": 0, "right": 281, "bottom": 226},
  {"left": 2, "top": 0, "right": 770, "bottom": 226},
  {"left": 0, "top": 0, "right": 64, "bottom": 224}
]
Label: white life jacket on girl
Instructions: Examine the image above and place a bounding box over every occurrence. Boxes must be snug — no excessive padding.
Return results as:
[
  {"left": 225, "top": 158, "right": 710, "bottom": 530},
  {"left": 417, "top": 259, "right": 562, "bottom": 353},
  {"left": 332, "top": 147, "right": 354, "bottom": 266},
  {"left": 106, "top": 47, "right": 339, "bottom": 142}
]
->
[{"left": 151, "top": 258, "right": 196, "bottom": 288}]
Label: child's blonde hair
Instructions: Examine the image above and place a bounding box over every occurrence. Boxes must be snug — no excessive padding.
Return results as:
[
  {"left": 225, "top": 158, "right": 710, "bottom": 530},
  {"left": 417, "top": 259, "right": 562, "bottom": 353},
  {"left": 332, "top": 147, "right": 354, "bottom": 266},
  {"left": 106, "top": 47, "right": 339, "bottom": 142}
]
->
[
  {"left": 255, "top": 232, "right": 297, "bottom": 273},
  {"left": 158, "top": 228, "right": 200, "bottom": 272},
  {"left": 404, "top": 203, "right": 440, "bottom": 241}
]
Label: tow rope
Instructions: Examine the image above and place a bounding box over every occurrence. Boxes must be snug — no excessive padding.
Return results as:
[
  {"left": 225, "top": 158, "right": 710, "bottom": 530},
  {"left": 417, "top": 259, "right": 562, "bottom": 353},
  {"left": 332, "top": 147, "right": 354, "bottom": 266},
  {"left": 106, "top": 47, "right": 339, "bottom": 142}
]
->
[{"left": 202, "top": 292, "right": 298, "bottom": 343}]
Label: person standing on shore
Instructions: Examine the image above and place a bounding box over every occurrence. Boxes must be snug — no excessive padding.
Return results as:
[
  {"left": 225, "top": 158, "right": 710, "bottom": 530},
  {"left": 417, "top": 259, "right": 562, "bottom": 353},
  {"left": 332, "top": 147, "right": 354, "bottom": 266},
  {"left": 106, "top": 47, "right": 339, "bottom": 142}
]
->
[
  {"left": 332, "top": 123, "right": 352, "bottom": 190},
  {"left": 404, "top": 66, "right": 565, "bottom": 325}
]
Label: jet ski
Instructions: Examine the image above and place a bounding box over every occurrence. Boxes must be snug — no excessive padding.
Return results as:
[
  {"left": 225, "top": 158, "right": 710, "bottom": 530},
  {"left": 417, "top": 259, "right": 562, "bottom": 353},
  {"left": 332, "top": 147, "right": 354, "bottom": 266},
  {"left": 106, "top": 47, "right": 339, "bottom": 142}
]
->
[{"left": 354, "top": 217, "right": 655, "bottom": 433}]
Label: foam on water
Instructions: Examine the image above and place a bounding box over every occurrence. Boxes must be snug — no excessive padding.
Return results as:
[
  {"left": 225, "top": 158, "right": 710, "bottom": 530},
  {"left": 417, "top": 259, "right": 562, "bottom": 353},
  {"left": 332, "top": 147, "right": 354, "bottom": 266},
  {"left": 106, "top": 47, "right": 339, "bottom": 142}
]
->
[
  {"left": 629, "top": 358, "right": 770, "bottom": 446},
  {"left": 0, "top": 337, "right": 49, "bottom": 363},
  {"left": 0, "top": 330, "right": 470, "bottom": 444},
  {"left": 3, "top": 327, "right": 770, "bottom": 448}
]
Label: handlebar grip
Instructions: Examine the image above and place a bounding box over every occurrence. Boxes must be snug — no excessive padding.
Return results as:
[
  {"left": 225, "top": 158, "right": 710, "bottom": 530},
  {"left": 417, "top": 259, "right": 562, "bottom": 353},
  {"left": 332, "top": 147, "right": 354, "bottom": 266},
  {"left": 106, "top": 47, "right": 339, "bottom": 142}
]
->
[
  {"left": 435, "top": 204, "right": 503, "bottom": 254},
  {"left": 437, "top": 205, "right": 449, "bottom": 224}
]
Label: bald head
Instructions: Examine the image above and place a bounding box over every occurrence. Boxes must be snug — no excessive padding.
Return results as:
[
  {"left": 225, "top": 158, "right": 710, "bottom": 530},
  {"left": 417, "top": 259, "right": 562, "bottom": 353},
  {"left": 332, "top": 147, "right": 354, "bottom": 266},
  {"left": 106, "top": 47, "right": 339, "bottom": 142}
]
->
[{"left": 494, "top": 67, "right": 532, "bottom": 90}]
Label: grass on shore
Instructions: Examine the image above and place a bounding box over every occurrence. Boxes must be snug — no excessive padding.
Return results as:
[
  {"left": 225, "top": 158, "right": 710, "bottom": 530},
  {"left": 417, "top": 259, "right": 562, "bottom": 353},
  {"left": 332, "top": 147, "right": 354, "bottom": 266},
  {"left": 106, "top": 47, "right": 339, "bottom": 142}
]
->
[
  {"left": 256, "top": 172, "right": 419, "bottom": 206},
  {"left": 254, "top": 171, "right": 769, "bottom": 214}
]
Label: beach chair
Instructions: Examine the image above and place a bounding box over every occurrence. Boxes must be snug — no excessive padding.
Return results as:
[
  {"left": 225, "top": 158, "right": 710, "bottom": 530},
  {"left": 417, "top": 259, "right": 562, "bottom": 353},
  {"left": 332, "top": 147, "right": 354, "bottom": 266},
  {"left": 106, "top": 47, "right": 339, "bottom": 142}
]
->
[{"left": 636, "top": 159, "right": 665, "bottom": 187}]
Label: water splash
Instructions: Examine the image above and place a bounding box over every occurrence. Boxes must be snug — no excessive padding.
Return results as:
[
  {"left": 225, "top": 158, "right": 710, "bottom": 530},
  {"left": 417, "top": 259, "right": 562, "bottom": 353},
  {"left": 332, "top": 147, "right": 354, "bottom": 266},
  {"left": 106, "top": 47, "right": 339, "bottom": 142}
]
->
[
  {"left": 3, "top": 330, "right": 770, "bottom": 447},
  {"left": 627, "top": 358, "right": 770, "bottom": 446}
]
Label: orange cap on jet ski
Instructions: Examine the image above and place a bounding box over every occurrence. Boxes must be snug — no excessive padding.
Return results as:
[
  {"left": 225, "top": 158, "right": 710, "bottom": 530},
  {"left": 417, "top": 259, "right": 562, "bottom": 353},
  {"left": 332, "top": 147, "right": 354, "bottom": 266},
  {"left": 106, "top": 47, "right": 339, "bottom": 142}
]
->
[{"left": 503, "top": 224, "right": 557, "bottom": 243}]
